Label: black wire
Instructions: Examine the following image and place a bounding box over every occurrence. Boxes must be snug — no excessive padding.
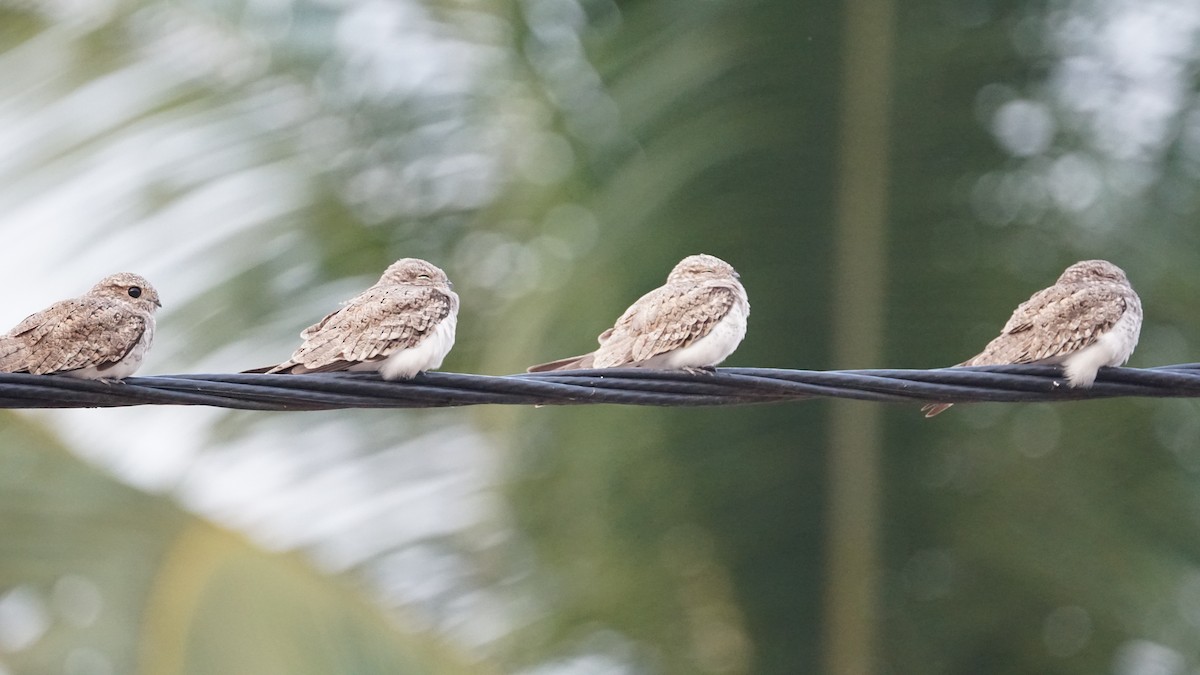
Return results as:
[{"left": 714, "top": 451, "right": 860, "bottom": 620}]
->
[{"left": 0, "top": 364, "right": 1195, "bottom": 411}]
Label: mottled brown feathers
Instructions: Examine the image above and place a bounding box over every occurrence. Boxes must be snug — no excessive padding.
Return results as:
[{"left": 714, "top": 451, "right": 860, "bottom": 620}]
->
[
  {"left": 922, "top": 260, "right": 1141, "bottom": 418},
  {"left": 527, "top": 254, "right": 749, "bottom": 372},
  {"left": 0, "top": 273, "right": 160, "bottom": 379}
]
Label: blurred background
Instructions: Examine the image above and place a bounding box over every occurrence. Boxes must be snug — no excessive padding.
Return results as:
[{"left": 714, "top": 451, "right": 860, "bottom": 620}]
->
[{"left": 0, "top": 0, "right": 1198, "bottom": 674}]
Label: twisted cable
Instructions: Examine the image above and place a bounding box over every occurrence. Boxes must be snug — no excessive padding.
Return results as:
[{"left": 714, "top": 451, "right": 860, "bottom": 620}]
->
[{"left": 0, "top": 364, "right": 1195, "bottom": 411}]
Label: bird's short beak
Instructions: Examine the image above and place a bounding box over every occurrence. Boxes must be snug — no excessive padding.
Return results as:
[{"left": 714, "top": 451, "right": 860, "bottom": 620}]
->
[{"left": 155, "top": 298, "right": 163, "bottom": 308}]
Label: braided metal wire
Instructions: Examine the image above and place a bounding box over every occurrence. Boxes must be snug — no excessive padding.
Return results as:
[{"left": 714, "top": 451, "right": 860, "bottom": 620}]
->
[{"left": 0, "top": 364, "right": 1196, "bottom": 410}]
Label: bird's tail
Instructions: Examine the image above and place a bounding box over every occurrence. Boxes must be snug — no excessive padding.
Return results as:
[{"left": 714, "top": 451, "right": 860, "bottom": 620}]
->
[
  {"left": 920, "top": 402, "right": 953, "bottom": 418},
  {"left": 241, "top": 363, "right": 291, "bottom": 374},
  {"left": 920, "top": 353, "right": 983, "bottom": 418},
  {"left": 526, "top": 353, "right": 596, "bottom": 373}
]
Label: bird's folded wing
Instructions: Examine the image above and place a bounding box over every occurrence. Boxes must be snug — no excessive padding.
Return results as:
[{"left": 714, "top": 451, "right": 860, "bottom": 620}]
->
[
  {"left": 598, "top": 283, "right": 739, "bottom": 366},
  {"left": 5, "top": 299, "right": 148, "bottom": 374},
  {"left": 971, "top": 285, "right": 1129, "bottom": 366},
  {"left": 289, "top": 286, "right": 455, "bottom": 371}
]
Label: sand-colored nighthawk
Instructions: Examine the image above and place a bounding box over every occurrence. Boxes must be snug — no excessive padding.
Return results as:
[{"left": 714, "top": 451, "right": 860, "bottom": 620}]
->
[
  {"left": 528, "top": 253, "right": 749, "bottom": 372},
  {"left": 922, "top": 259, "right": 1142, "bottom": 417},
  {"left": 0, "top": 272, "right": 161, "bottom": 380},
  {"left": 248, "top": 258, "right": 458, "bottom": 380}
]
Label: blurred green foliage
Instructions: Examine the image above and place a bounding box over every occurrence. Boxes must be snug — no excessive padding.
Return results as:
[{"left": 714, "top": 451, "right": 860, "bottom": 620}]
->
[{"left": 0, "top": 415, "right": 481, "bottom": 675}]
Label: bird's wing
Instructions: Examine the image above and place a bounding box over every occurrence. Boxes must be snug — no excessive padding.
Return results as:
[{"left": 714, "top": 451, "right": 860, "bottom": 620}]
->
[
  {"left": 2, "top": 299, "right": 149, "bottom": 374},
  {"left": 284, "top": 285, "right": 455, "bottom": 372},
  {"left": 594, "top": 282, "right": 739, "bottom": 367},
  {"left": 967, "top": 284, "right": 1130, "bottom": 366}
]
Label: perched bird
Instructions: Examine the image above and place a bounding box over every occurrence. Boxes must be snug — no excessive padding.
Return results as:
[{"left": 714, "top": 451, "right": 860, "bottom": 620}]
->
[
  {"left": 0, "top": 272, "right": 161, "bottom": 380},
  {"left": 922, "top": 259, "right": 1142, "bottom": 417},
  {"left": 527, "top": 253, "right": 749, "bottom": 372},
  {"left": 247, "top": 258, "right": 458, "bottom": 380}
]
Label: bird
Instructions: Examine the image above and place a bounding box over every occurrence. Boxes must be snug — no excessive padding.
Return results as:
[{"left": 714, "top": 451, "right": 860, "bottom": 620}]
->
[
  {"left": 527, "top": 253, "right": 749, "bottom": 372},
  {"left": 247, "top": 258, "right": 458, "bottom": 380},
  {"left": 0, "top": 272, "right": 161, "bottom": 380},
  {"left": 922, "top": 259, "right": 1142, "bottom": 417}
]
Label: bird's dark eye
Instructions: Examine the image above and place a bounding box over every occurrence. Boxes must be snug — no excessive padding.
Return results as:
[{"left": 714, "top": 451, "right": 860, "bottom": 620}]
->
[
  {"left": 417, "top": 274, "right": 431, "bottom": 280},
  {"left": 128, "top": 286, "right": 142, "bottom": 298}
]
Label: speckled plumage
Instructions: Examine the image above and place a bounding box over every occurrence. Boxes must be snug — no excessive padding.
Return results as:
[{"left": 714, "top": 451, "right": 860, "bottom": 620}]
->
[
  {"left": 923, "top": 259, "right": 1142, "bottom": 417},
  {"left": 527, "top": 254, "right": 749, "bottom": 372},
  {"left": 0, "top": 272, "right": 161, "bottom": 380},
  {"left": 250, "top": 258, "right": 458, "bottom": 380}
]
